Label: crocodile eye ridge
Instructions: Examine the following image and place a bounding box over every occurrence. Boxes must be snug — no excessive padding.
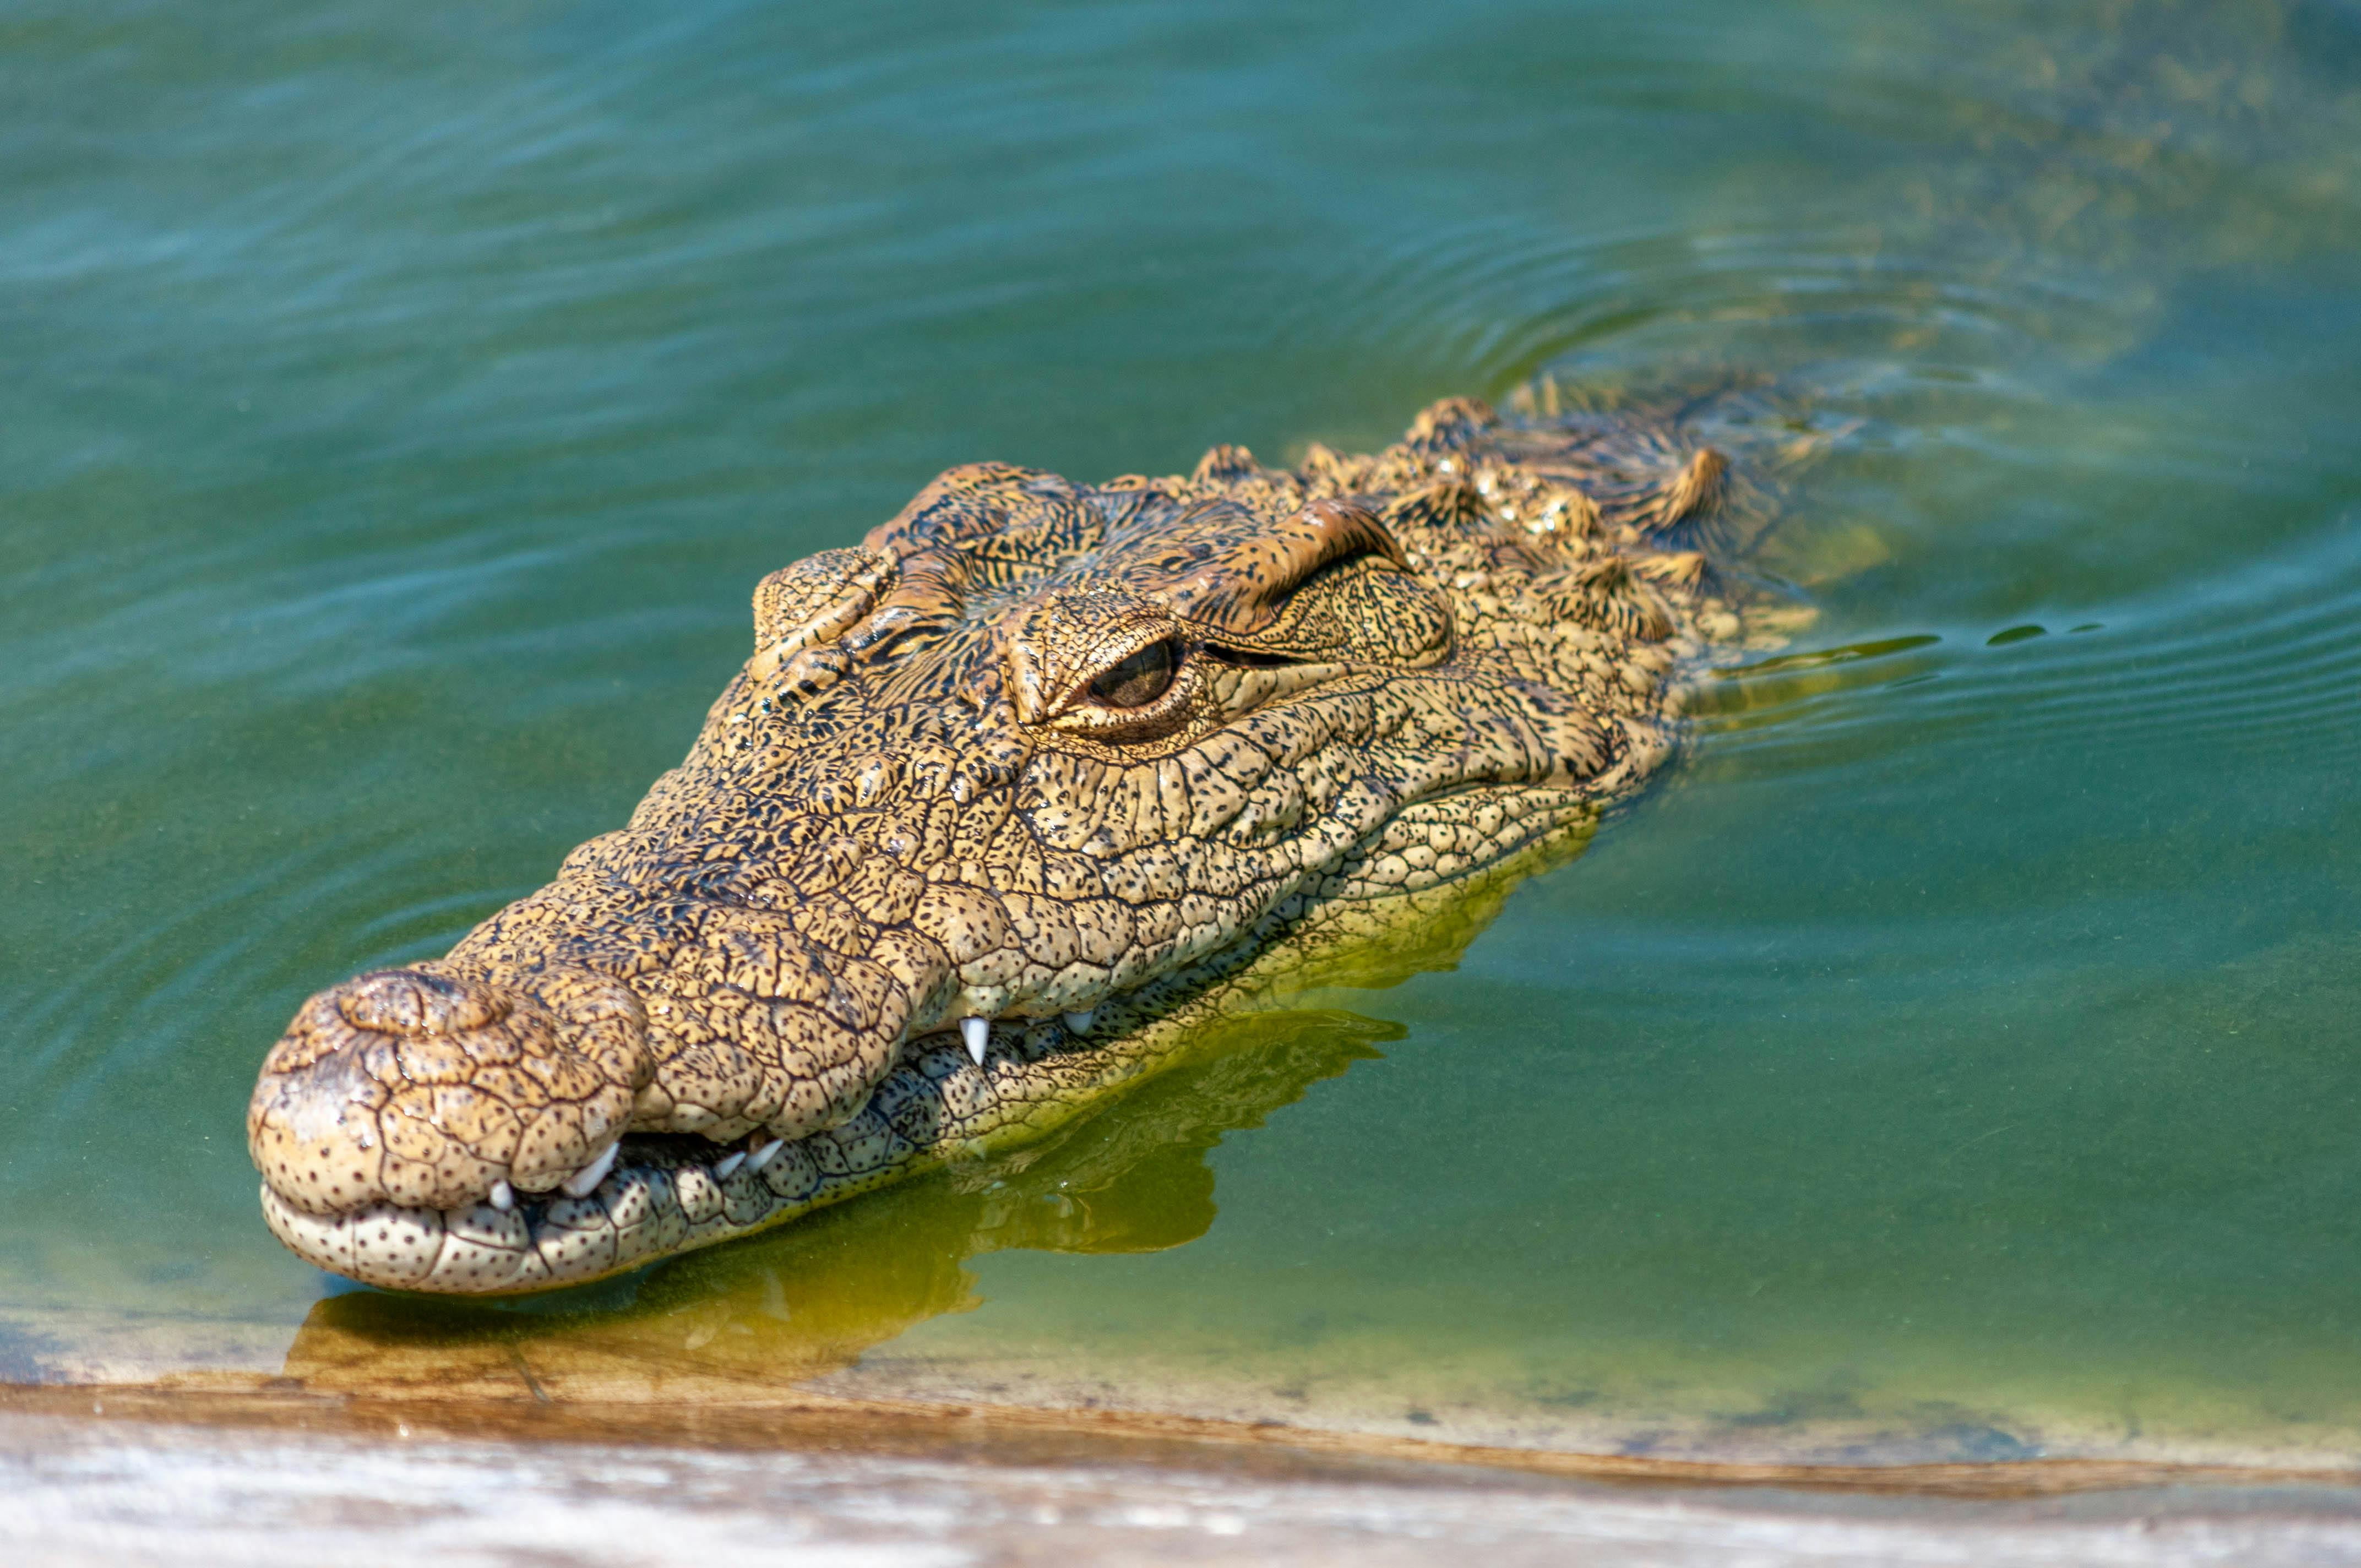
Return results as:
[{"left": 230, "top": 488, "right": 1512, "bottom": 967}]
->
[{"left": 1087, "top": 638, "right": 1179, "bottom": 708}]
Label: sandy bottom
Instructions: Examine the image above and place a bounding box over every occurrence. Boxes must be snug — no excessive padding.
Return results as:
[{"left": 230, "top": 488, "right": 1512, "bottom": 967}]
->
[
  {"left": 13, "top": 1293, "right": 2361, "bottom": 1564},
  {"left": 11, "top": 1289, "right": 2361, "bottom": 1479}
]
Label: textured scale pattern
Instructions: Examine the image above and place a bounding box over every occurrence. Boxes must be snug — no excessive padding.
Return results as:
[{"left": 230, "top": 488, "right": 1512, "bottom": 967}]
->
[{"left": 248, "top": 393, "right": 1783, "bottom": 1292}]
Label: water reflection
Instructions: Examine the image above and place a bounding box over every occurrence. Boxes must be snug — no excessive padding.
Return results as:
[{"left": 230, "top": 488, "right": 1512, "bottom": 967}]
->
[
  {"left": 284, "top": 1009, "right": 1395, "bottom": 1401},
  {"left": 276, "top": 834, "right": 1579, "bottom": 1398}
]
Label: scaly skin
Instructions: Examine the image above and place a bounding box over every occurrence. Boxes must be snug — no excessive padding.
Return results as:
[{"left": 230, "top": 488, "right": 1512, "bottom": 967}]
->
[{"left": 248, "top": 394, "right": 1774, "bottom": 1293}]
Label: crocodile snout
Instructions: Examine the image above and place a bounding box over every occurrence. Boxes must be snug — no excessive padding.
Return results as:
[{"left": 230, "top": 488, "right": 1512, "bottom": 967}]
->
[{"left": 246, "top": 963, "right": 651, "bottom": 1216}]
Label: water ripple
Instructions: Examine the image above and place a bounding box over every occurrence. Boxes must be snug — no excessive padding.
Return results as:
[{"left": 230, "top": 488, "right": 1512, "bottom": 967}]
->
[{"left": 1699, "top": 509, "right": 2361, "bottom": 774}]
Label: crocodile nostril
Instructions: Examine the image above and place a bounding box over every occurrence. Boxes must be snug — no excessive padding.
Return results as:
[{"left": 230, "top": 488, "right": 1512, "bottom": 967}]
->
[{"left": 336, "top": 968, "right": 503, "bottom": 1036}]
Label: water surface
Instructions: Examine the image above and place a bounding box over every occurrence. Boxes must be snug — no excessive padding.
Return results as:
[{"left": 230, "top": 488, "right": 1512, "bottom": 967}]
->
[{"left": 4, "top": 0, "right": 2361, "bottom": 1463}]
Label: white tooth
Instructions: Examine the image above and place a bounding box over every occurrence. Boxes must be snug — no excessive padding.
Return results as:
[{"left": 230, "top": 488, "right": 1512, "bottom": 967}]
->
[
  {"left": 961, "top": 1016, "right": 989, "bottom": 1065},
  {"left": 746, "top": 1138, "right": 784, "bottom": 1172},
  {"left": 489, "top": 1179, "right": 515, "bottom": 1212},
  {"left": 1064, "top": 1010, "right": 1095, "bottom": 1035},
  {"left": 559, "top": 1141, "right": 621, "bottom": 1198},
  {"left": 713, "top": 1151, "right": 747, "bottom": 1179}
]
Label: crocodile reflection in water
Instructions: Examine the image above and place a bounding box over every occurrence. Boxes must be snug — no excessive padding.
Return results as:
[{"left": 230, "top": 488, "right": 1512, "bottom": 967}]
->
[
  {"left": 248, "top": 391, "right": 1793, "bottom": 1294},
  {"left": 282, "top": 1006, "right": 1397, "bottom": 1394}
]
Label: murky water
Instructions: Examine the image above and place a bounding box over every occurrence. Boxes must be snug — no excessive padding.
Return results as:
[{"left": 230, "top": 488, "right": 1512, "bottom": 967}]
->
[{"left": 4, "top": 0, "right": 2360, "bottom": 1464}]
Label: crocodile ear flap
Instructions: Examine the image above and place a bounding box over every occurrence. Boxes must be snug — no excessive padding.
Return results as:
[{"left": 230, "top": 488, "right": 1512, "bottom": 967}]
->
[
  {"left": 1162, "top": 498, "right": 1408, "bottom": 636},
  {"left": 1159, "top": 498, "right": 1451, "bottom": 666},
  {"left": 748, "top": 547, "right": 897, "bottom": 679}
]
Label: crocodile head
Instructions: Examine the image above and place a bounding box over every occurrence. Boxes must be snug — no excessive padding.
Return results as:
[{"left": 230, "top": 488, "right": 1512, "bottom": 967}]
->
[{"left": 247, "top": 395, "right": 1756, "bottom": 1292}]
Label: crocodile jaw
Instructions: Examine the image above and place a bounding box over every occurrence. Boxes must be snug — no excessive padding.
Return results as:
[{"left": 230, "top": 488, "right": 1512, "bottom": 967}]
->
[
  {"left": 255, "top": 786, "right": 1615, "bottom": 1295},
  {"left": 257, "top": 1020, "right": 1098, "bottom": 1294}
]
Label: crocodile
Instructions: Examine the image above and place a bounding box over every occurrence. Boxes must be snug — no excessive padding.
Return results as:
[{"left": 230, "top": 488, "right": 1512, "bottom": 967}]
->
[{"left": 247, "top": 393, "right": 1777, "bottom": 1294}]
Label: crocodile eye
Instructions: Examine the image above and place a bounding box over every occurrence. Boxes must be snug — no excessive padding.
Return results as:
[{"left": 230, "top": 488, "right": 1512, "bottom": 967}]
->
[{"left": 1088, "top": 639, "right": 1179, "bottom": 708}]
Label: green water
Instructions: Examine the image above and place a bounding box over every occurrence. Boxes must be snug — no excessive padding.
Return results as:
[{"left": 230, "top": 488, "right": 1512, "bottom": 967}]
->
[{"left": 7, "top": 0, "right": 2361, "bottom": 1462}]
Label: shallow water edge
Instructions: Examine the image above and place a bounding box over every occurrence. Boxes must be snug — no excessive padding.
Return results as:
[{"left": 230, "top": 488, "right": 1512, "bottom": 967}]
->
[
  {"left": 10, "top": 1289, "right": 2361, "bottom": 1478},
  {"left": 17, "top": 1403, "right": 2361, "bottom": 1568},
  {"left": 7, "top": 1376, "right": 2360, "bottom": 1502}
]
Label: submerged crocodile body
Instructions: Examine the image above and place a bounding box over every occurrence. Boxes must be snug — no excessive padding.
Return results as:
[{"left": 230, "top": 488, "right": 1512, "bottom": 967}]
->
[{"left": 248, "top": 394, "right": 1772, "bottom": 1293}]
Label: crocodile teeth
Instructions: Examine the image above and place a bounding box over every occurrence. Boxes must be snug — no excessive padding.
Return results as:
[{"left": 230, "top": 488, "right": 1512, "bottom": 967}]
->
[
  {"left": 961, "top": 1016, "right": 989, "bottom": 1065},
  {"left": 746, "top": 1137, "right": 784, "bottom": 1172},
  {"left": 713, "top": 1151, "right": 747, "bottom": 1179},
  {"left": 559, "top": 1141, "right": 621, "bottom": 1197},
  {"left": 488, "top": 1179, "right": 515, "bottom": 1212},
  {"left": 1064, "top": 1010, "right": 1095, "bottom": 1035}
]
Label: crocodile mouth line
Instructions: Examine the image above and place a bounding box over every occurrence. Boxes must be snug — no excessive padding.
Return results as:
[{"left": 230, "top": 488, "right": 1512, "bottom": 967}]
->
[
  {"left": 260, "top": 1013, "right": 1107, "bottom": 1294},
  {"left": 258, "top": 778, "right": 1613, "bottom": 1295}
]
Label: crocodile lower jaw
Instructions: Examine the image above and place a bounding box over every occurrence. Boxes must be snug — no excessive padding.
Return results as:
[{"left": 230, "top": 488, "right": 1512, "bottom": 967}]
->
[
  {"left": 260, "top": 782, "right": 1629, "bottom": 1293},
  {"left": 259, "top": 1012, "right": 1147, "bottom": 1294}
]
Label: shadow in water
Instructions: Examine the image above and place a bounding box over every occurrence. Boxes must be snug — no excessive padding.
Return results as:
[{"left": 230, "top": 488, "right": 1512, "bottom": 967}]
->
[
  {"left": 283, "top": 1008, "right": 1397, "bottom": 1402},
  {"left": 284, "top": 819, "right": 1596, "bottom": 1403}
]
